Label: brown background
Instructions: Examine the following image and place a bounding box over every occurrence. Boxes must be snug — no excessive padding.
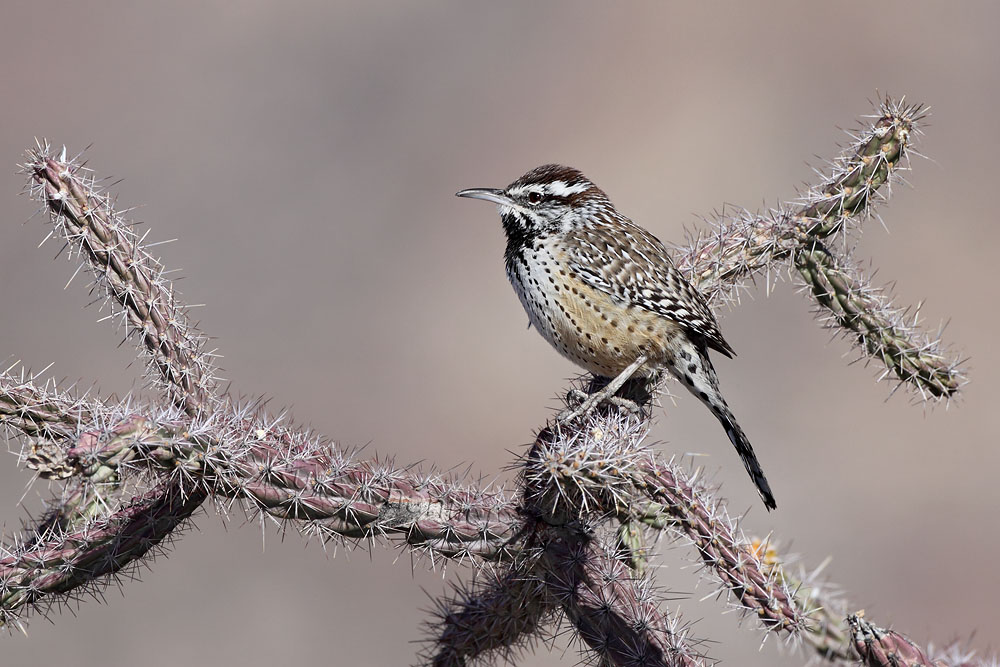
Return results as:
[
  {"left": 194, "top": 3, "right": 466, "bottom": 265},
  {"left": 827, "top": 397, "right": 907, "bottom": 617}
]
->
[{"left": 1, "top": 2, "right": 997, "bottom": 666}]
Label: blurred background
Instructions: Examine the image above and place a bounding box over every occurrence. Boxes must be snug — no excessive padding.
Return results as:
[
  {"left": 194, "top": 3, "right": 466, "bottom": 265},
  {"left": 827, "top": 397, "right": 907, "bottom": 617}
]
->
[{"left": 1, "top": 2, "right": 997, "bottom": 665}]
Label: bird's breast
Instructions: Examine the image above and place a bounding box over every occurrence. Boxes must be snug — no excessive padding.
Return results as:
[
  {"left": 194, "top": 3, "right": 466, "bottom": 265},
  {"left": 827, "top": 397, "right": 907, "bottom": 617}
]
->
[{"left": 506, "top": 243, "right": 681, "bottom": 377}]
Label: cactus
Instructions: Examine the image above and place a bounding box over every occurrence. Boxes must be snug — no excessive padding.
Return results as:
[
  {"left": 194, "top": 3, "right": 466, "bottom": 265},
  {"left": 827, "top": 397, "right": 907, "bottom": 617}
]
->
[
  {"left": 675, "top": 99, "right": 962, "bottom": 399},
  {"left": 0, "top": 99, "right": 991, "bottom": 666}
]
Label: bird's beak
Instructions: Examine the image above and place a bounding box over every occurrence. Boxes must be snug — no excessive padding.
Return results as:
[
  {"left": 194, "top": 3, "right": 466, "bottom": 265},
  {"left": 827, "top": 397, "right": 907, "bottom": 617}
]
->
[{"left": 456, "top": 188, "right": 513, "bottom": 207}]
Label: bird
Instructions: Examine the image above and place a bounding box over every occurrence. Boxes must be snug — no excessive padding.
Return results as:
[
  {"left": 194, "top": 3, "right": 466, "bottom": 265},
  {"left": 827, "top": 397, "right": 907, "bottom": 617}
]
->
[{"left": 457, "top": 164, "right": 776, "bottom": 510}]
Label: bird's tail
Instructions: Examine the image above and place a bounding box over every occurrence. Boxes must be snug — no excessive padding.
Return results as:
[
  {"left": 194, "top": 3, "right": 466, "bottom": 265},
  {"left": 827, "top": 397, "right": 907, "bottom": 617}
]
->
[
  {"left": 671, "top": 341, "right": 777, "bottom": 510},
  {"left": 709, "top": 401, "right": 776, "bottom": 510}
]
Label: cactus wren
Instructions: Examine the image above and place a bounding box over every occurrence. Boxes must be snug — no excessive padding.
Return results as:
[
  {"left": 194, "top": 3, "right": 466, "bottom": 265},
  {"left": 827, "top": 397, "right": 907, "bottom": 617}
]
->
[{"left": 458, "top": 164, "right": 776, "bottom": 509}]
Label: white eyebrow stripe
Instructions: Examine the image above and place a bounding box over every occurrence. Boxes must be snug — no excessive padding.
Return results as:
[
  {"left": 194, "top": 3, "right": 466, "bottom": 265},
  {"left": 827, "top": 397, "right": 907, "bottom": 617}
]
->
[{"left": 545, "top": 181, "right": 590, "bottom": 197}]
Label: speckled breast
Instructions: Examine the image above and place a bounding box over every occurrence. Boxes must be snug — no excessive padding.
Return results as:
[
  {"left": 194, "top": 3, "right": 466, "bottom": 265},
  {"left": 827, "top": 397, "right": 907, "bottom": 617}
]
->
[{"left": 506, "top": 242, "right": 680, "bottom": 378}]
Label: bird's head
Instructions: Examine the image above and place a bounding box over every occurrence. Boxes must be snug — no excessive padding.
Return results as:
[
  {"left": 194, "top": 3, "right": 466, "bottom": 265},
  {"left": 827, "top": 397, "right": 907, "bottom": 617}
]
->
[{"left": 457, "top": 164, "right": 611, "bottom": 244}]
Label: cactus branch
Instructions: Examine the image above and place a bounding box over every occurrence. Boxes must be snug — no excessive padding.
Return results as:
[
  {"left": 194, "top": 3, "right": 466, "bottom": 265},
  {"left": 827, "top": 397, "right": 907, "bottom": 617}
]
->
[
  {"left": 677, "top": 98, "right": 921, "bottom": 301},
  {"left": 423, "top": 566, "right": 555, "bottom": 666},
  {"left": 12, "top": 405, "right": 522, "bottom": 561},
  {"left": 1, "top": 367, "right": 97, "bottom": 447},
  {"left": 537, "top": 523, "right": 706, "bottom": 667},
  {"left": 0, "top": 478, "right": 204, "bottom": 628},
  {"left": 22, "top": 145, "right": 218, "bottom": 417},
  {"left": 849, "top": 613, "right": 939, "bottom": 667},
  {"left": 526, "top": 416, "right": 807, "bottom": 635},
  {"left": 675, "top": 98, "right": 963, "bottom": 401},
  {"left": 794, "top": 242, "right": 963, "bottom": 398}
]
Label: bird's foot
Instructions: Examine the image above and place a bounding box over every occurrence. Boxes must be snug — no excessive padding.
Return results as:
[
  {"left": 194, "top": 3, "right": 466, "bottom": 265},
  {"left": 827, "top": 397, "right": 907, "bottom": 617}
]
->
[
  {"left": 564, "top": 388, "right": 642, "bottom": 415},
  {"left": 557, "top": 355, "right": 649, "bottom": 425}
]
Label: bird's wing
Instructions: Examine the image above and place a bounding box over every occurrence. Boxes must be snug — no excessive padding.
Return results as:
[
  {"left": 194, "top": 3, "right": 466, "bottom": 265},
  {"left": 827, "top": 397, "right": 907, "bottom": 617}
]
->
[{"left": 563, "top": 220, "right": 735, "bottom": 358}]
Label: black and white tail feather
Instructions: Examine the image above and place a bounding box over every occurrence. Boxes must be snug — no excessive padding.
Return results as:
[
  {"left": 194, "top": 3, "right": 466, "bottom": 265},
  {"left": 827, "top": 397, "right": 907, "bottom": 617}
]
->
[{"left": 670, "top": 337, "right": 776, "bottom": 510}]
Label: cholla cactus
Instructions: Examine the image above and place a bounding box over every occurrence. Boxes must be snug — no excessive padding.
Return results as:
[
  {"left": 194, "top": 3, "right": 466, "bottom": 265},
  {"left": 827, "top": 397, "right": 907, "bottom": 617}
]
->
[{"left": 0, "top": 99, "right": 990, "bottom": 666}]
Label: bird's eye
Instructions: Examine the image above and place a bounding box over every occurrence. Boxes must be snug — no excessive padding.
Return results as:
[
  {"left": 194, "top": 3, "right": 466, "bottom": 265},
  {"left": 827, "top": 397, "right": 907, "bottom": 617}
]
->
[{"left": 527, "top": 191, "right": 543, "bottom": 205}]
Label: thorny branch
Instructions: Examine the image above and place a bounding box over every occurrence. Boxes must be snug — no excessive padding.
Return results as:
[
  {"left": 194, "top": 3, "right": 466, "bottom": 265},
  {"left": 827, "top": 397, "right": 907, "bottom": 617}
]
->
[
  {"left": 28, "top": 152, "right": 218, "bottom": 416},
  {"left": 0, "top": 99, "right": 988, "bottom": 666},
  {"left": 675, "top": 102, "right": 964, "bottom": 399}
]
